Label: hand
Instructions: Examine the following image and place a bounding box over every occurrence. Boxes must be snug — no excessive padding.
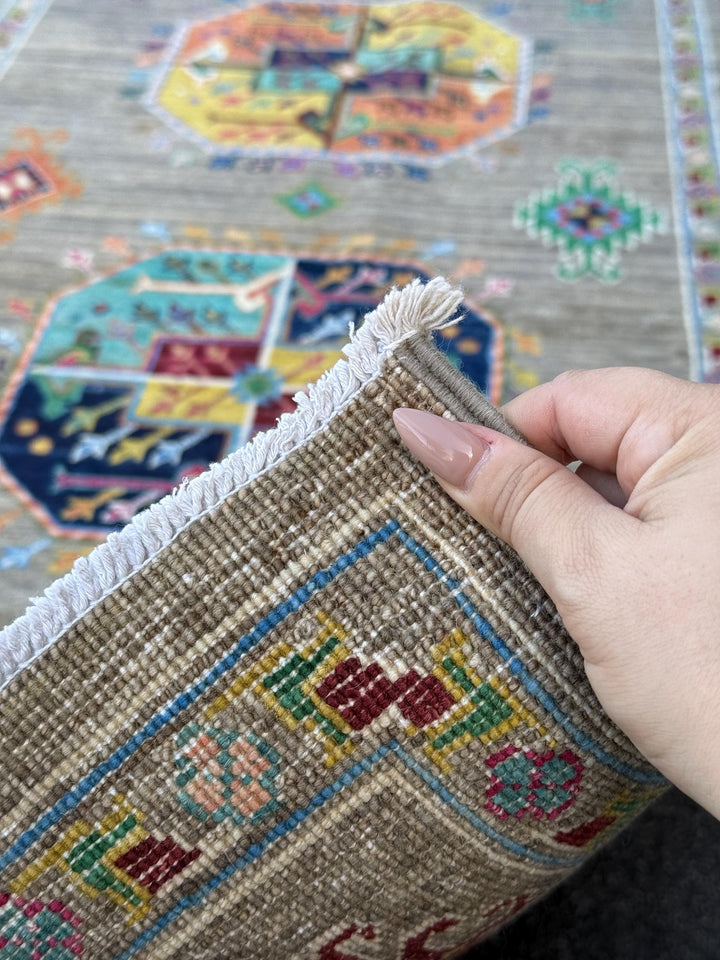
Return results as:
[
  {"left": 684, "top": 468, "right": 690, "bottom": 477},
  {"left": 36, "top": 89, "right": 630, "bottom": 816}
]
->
[{"left": 393, "top": 367, "right": 720, "bottom": 819}]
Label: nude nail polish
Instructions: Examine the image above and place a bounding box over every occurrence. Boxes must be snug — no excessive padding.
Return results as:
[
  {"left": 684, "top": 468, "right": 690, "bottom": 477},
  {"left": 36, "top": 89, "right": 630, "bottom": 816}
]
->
[{"left": 392, "top": 408, "right": 490, "bottom": 489}]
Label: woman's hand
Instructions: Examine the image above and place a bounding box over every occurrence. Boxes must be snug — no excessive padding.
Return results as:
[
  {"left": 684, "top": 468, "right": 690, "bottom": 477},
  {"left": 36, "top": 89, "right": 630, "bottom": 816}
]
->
[{"left": 394, "top": 367, "right": 720, "bottom": 818}]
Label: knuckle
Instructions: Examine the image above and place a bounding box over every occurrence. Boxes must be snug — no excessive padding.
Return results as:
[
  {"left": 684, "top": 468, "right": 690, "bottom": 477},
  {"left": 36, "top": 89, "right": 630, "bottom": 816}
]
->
[
  {"left": 549, "top": 518, "right": 607, "bottom": 613},
  {"left": 550, "top": 368, "right": 585, "bottom": 392},
  {"left": 488, "top": 454, "right": 612, "bottom": 615},
  {"left": 490, "top": 456, "right": 560, "bottom": 548}
]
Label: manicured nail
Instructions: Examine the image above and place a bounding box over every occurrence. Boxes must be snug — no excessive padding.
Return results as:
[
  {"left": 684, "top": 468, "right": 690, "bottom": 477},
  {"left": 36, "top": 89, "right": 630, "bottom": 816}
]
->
[{"left": 392, "top": 408, "right": 491, "bottom": 489}]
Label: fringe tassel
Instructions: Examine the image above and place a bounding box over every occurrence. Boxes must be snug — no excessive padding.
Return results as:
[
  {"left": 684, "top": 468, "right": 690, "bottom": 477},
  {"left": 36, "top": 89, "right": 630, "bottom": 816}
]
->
[{"left": 0, "top": 278, "right": 463, "bottom": 688}]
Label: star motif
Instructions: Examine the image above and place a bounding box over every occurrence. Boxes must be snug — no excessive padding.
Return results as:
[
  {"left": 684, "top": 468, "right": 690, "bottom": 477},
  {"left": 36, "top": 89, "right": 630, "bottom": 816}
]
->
[{"left": 515, "top": 159, "right": 665, "bottom": 282}]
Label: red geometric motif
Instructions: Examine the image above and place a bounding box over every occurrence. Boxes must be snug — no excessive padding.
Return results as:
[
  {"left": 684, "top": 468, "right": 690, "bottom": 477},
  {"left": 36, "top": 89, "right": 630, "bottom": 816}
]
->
[
  {"left": 553, "top": 814, "right": 616, "bottom": 847},
  {"left": 402, "top": 918, "right": 458, "bottom": 959},
  {"left": 317, "top": 923, "right": 376, "bottom": 960},
  {"left": 150, "top": 339, "right": 260, "bottom": 378},
  {"left": 552, "top": 789, "right": 645, "bottom": 847},
  {"left": 315, "top": 660, "right": 455, "bottom": 731},
  {"left": 0, "top": 161, "right": 47, "bottom": 212},
  {"left": 114, "top": 835, "right": 201, "bottom": 895},
  {"left": 313, "top": 914, "right": 526, "bottom": 960},
  {"left": 393, "top": 671, "right": 456, "bottom": 729},
  {"left": 485, "top": 745, "right": 583, "bottom": 820}
]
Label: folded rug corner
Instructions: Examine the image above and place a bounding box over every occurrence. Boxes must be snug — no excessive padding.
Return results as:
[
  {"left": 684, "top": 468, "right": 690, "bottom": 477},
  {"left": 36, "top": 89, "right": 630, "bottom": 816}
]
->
[{"left": 0, "top": 278, "right": 666, "bottom": 960}]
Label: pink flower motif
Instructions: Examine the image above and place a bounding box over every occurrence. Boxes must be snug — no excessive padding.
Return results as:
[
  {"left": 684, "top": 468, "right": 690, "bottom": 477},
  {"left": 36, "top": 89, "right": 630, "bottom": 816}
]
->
[
  {"left": 61, "top": 248, "right": 94, "bottom": 273},
  {"left": 176, "top": 724, "right": 282, "bottom": 826},
  {"left": 0, "top": 893, "right": 84, "bottom": 957}
]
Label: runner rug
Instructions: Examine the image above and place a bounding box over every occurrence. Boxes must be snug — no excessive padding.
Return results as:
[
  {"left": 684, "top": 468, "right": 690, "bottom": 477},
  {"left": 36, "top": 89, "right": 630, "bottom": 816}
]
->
[{"left": 0, "top": 0, "right": 718, "bottom": 626}]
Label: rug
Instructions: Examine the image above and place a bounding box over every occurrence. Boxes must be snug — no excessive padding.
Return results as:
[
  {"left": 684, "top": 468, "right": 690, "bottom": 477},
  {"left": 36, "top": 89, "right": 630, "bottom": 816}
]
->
[
  {"left": 1, "top": 3, "right": 719, "bottom": 956},
  {"left": 0, "top": 279, "right": 667, "bottom": 960},
  {"left": 1, "top": 0, "right": 718, "bottom": 628}
]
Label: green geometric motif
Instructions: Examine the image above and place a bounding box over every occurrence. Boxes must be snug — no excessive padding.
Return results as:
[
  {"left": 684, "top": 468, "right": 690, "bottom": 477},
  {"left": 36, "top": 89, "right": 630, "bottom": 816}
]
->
[
  {"left": 64, "top": 811, "right": 145, "bottom": 907},
  {"left": 427, "top": 657, "right": 513, "bottom": 751},
  {"left": 515, "top": 159, "right": 665, "bottom": 282},
  {"left": 568, "top": 0, "right": 623, "bottom": 20},
  {"left": 277, "top": 182, "right": 337, "bottom": 218},
  {"left": 261, "top": 634, "right": 349, "bottom": 745}
]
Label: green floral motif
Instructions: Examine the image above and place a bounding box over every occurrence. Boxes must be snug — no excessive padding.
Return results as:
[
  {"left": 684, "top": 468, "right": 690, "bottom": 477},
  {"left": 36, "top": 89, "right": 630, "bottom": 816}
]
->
[
  {"left": 515, "top": 159, "right": 665, "bottom": 282},
  {"left": 0, "top": 893, "right": 84, "bottom": 958},
  {"left": 277, "top": 182, "right": 337, "bottom": 218},
  {"left": 231, "top": 364, "right": 284, "bottom": 404}
]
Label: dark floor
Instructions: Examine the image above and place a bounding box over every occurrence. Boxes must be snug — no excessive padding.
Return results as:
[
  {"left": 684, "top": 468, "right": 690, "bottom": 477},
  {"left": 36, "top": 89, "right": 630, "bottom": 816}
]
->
[{"left": 468, "top": 789, "right": 720, "bottom": 960}]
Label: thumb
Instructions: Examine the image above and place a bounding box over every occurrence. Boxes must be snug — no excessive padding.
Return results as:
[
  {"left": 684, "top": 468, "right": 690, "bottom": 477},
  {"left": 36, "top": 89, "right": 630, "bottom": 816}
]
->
[{"left": 392, "top": 407, "right": 632, "bottom": 604}]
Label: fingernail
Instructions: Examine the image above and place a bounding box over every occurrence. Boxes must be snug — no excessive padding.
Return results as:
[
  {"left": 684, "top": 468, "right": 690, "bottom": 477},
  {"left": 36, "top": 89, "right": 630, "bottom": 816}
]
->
[{"left": 392, "top": 408, "right": 491, "bottom": 489}]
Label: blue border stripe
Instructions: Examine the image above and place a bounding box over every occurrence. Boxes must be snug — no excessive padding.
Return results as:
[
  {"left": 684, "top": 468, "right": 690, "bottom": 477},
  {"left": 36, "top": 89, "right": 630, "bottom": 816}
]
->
[
  {"left": 396, "top": 530, "right": 666, "bottom": 785},
  {"left": 0, "top": 0, "right": 54, "bottom": 83},
  {"left": 112, "top": 743, "right": 397, "bottom": 960},
  {"left": 394, "top": 746, "right": 584, "bottom": 868},
  {"left": 1, "top": 518, "right": 662, "bottom": 885},
  {"left": 0, "top": 521, "right": 400, "bottom": 873},
  {"left": 691, "top": 0, "right": 720, "bottom": 196},
  {"left": 112, "top": 740, "right": 582, "bottom": 960}
]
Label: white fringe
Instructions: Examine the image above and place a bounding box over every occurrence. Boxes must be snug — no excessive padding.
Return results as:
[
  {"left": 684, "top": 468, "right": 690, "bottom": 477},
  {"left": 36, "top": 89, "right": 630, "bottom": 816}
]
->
[{"left": 0, "top": 277, "right": 463, "bottom": 690}]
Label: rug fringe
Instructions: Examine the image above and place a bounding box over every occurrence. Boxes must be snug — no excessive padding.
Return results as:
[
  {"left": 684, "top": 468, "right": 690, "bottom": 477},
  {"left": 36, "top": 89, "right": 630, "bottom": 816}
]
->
[{"left": 0, "top": 278, "right": 463, "bottom": 688}]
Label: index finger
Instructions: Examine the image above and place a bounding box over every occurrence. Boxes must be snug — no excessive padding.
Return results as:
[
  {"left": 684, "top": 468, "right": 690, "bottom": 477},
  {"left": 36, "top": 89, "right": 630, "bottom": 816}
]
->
[{"left": 501, "top": 367, "right": 697, "bottom": 493}]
